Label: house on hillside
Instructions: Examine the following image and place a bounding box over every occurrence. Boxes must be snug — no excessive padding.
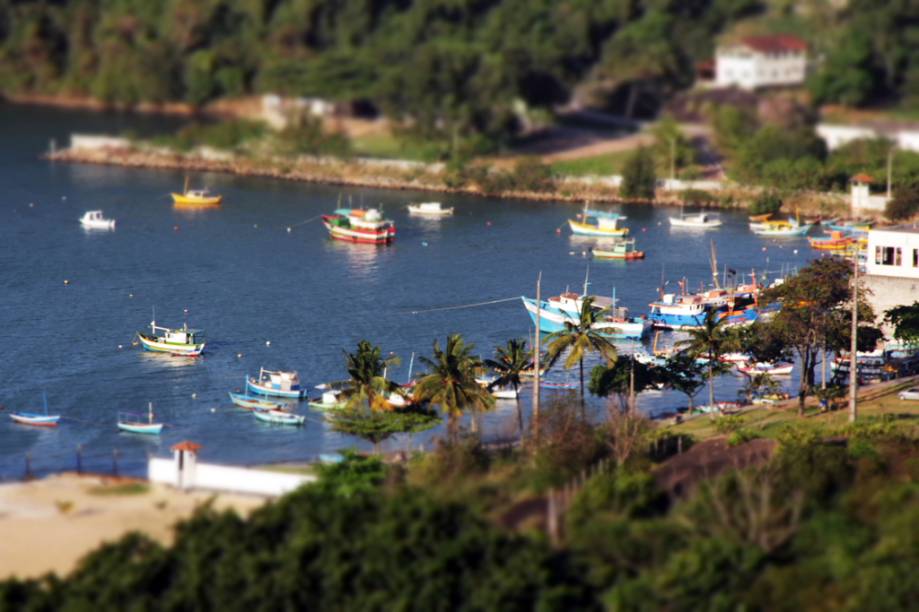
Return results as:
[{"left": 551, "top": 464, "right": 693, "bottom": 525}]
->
[
  {"left": 864, "top": 225, "right": 919, "bottom": 334},
  {"left": 715, "top": 35, "right": 809, "bottom": 90},
  {"left": 851, "top": 173, "right": 890, "bottom": 212}
]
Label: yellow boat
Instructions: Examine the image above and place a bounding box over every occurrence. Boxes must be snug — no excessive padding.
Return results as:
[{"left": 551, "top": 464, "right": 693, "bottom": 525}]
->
[{"left": 171, "top": 177, "right": 222, "bottom": 207}]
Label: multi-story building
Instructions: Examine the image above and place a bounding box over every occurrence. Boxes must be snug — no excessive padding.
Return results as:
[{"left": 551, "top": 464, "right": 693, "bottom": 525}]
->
[{"left": 715, "top": 35, "right": 809, "bottom": 90}]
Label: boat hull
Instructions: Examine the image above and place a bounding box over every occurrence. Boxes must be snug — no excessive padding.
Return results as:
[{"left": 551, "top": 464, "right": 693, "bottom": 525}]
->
[
  {"left": 668, "top": 217, "right": 722, "bottom": 228},
  {"left": 522, "top": 297, "right": 648, "bottom": 339},
  {"left": 322, "top": 217, "right": 396, "bottom": 244},
  {"left": 568, "top": 220, "right": 628, "bottom": 237},
  {"left": 10, "top": 413, "right": 60, "bottom": 427},
  {"left": 407, "top": 205, "right": 453, "bottom": 216},
  {"left": 171, "top": 193, "right": 222, "bottom": 206},
  {"left": 138, "top": 333, "right": 205, "bottom": 356},
  {"left": 228, "top": 392, "right": 286, "bottom": 411},
  {"left": 118, "top": 422, "right": 163, "bottom": 435},
  {"left": 247, "top": 378, "right": 306, "bottom": 399},
  {"left": 751, "top": 224, "right": 812, "bottom": 237},
  {"left": 592, "top": 249, "right": 645, "bottom": 260},
  {"left": 254, "top": 409, "right": 305, "bottom": 426}
]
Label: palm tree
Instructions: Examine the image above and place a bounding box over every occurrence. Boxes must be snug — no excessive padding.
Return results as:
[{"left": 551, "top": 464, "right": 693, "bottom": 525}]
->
[
  {"left": 677, "top": 310, "right": 731, "bottom": 410},
  {"left": 345, "top": 340, "right": 399, "bottom": 411},
  {"left": 413, "top": 334, "right": 494, "bottom": 440},
  {"left": 544, "top": 296, "right": 617, "bottom": 402},
  {"left": 484, "top": 338, "right": 532, "bottom": 437}
]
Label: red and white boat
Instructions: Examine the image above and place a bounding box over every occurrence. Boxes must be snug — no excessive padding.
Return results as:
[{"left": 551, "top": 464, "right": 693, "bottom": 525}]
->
[
  {"left": 737, "top": 362, "right": 794, "bottom": 376},
  {"left": 322, "top": 208, "right": 396, "bottom": 244}
]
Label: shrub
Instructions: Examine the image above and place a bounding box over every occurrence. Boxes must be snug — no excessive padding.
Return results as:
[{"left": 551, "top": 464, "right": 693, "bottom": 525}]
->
[
  {"left": 620, "top": 147, "right": 657, "bottom": 199},
  {"left": 885, "top": 185, "right": 919, "bottom": 221},
  {"left": 749, "top": 191, "right": 783, "bottom": 216}
]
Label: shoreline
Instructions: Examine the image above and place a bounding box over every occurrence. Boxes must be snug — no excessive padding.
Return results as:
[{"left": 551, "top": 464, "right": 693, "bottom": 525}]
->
[{"left": 47, "top": 145, "right": 751, "bottom": 208}]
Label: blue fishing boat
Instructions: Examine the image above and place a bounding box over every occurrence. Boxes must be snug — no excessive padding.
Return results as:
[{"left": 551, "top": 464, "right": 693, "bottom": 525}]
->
[
  {"left": 521, "top": 290, "right": 649, "bottom": 339},
  {"left": 228, "top": 391, "right": 287, "bottom": 411},
  {"left": 647, "top": 293, "right": 710, "bottom": 330},
  {"left": 10, "top": 393, "right": 60, "bottom": 427},
  {"left": 117, "top": 403, "right": 164, "bottom": 435},
  {"left": 247, "top": 367, "right": 307, "bottom": 399},
  {"left": 254, "top": 408, "right": 305, "bottom": 426}
]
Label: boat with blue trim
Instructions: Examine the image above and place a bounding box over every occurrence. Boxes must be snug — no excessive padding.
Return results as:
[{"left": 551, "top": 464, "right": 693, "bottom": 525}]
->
[
  {"left": 10, "top": 393, "right": 60, "bottom": 427},
  {"left": 254, "top": 408, "right": 305, "bottom": 426},
  {"left": 117, "top": 403, "right": 164, "bottom": 435},
  {"left": 521, "top": 290, "right": 650, "bottom": 339},
  {"left": 137, "top": 315, "right": 205, "bottom": 357},
  {"left": 247, "top": 367, "right": 307, "bottom": 399}
]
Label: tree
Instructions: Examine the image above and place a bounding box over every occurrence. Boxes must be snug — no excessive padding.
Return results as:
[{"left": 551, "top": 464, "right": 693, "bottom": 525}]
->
[
  {"left": 660, "top": 352, "right": 705, "bottom": 410},
  {"left": 343, "top": 340, "right": 399, "bottom": 412},
  {"left": 677, "top": 310, "right": 732, "bottom": 410},
  {"left": 650, "top": 115, "right": 695, "bottom": 177},
  {"left": 329, "top": 406, "right": 440, "bottom": 454},
  {"left": 885, "top": 186, "right": 919, "bottom": 221},
  {"left": 545, "top": 297, "right": 618, "bottom": 402},
  {"left": 710, "top": 104, "right": 758, "bottom": 157},
  {"left": 620, "top": 147, "right": 657, "bottom": 199},
  {"left": 589, "top": 356, "right": 658, "bottom": 414},
  {"left": 413, "top": 334, "right": 494, "bottom": 439},
  {"left": 738, "top": 372, "right": 781, "bottom": 404},
  {"left": 809, "top": 29, "right": 877, "bottom": 107},
  {"left": 763, "top": 258, "right": 874, "bottom": 415},
  {"left": 749, "top": 191, "right": 783, "bottom": 217},
  {"left": 484, "top": 338, "right": 532, "bottom": 438},
  {"left": 884, "top": 302, "right": 919, "bottom": 346}
]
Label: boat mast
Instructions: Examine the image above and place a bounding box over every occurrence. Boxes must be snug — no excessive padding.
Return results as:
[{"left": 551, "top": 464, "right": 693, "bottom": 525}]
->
[
  {"left": 148, "top": 402, "right": 154, "bottom": 424},
  {"left": 43, "top": 391, "right": 48, "bottom": 415},
  {"left": 533, "top": 271, "right": 542, "bottom": 437},
  {"left": 406, "top": 352, "right": 415, "bottom": 384},
  {"left": 709, "top": 240, "right": 721, "bottom": 289},
  {"left": 582, "top": 261, "right": 591, "bottom": 297}
]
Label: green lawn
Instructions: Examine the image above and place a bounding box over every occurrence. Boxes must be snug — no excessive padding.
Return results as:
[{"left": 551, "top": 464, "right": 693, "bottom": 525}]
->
[
  {"left": 549, "top": 151, "right": 631, "bottom": 177},
  {"left": 351, "top": 133, "right": 443, "bottom": 162}
]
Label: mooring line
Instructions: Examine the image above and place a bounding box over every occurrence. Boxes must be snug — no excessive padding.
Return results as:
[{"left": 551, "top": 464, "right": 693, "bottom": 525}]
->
[{"left": 407, "top": 296, "right": 520, "bottom": 315}]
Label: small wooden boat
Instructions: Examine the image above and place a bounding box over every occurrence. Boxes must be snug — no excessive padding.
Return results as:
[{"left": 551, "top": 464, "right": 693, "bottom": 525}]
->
[
  {"left": 750, "top": 218, "right": 812, "bottom": 237},
  {"left": 491, "top": 386, "right": 519, "bottom": 400},
  {"left": 407, "top": 202, "right": 454, "bottom": 216},
  {"left": 737, "top": 362, "right": 794, "bottom": 376},
  {"left": 137, "top": 315, "right": 205, "bottom": 357},
  {"left": 568, "top": 216, "right": 629, "bottom": 237},
  {"left": 10, "top": 393, "right": 60, "bottom": 428},
  {"left": 322, "top": 208, "right": 396, "bottom": 244},
  {"left": 592, "top": 239, "right": 645, "bottom": 260},
  {"left": 307, "top": 390, "right": 347, "bottom": 410},
  {"left": 669, "top": 212, "right": 722, "bottom": 229},
  {"left": 79, "top": 210, "right": 115, "bottom": 230},
  {"left": 254, "top": 408, "right": 305, "bottom": 426},
  {"left": 118, "top": 403, "right": 163, "bottom": 435},
  {"left": 809, "top": 231, "right": 856, "bottom": 251},
  {"left": 539, "top": 381, "right": 578, "bottom": 390},
  {"left": 228, "top": 391, "right": 287, "bottom": 411},
  {"left": 748, "top": 213, "right": 773, "bottom": 223},
  {"left": 247, "top": 367, "right": 306, "bottom": 399},
  {"left": 171, "top": 177, "right": 222, "bottom": 207}
]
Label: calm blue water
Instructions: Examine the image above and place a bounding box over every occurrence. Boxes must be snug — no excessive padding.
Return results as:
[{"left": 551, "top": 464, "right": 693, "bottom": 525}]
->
[{"left": 0, "top": 104, "right": 816, "bottom": 478}]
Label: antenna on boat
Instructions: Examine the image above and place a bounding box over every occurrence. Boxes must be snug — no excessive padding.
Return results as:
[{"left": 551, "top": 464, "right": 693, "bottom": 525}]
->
[
  {"left": 709, "top": 240, "right": 721, "bottom": 289},
  {"left": 183, "top": 307, "right": 189, "bottom": 330},
  {"left": 151, "top": 306, "right": 156, "bottom": 332},
  {"left": 582, "top": 261, "right": 591, "bottom": 296},
  {"left": 148, "top": 402, "right": 154, "bottom": 424},
  {"left": 406, "top": 352, "right": 415, "bottom": 384},
  {"left": 43, "top": 391, "right": 48, "bottom": 415}
]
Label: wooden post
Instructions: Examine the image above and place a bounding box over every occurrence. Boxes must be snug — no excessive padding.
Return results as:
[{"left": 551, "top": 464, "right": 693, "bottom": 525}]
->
[
  {"left": 76, "top": 445, "right": 83, "bottom": 474},
  {"left": 112, "top": 449, "right": 120, "bottom": 477},
  {"left": 24, "top": 452, "right": 32, "bottom": 481},
  {"left": 849, "top": 253, "right": 859, "bottom": 423}
]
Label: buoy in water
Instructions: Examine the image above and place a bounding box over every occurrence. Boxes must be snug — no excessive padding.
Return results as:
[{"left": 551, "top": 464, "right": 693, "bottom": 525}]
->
[
  {"left": 253, "top": 224, "right": 258, "bottom": 229},
  {"left": 128, "top": 293, "right": 134, "bottom": 298},
  {"left": 236, "top": 352, "right": 243, "bottom": 358},
  {"left": 191, "top": 393, "right": 197, "bottom": 399},
  {"left": 287, "top": 227, "right": 292, "bottom": 233},
  {"left": 210, "top": 407, "right": 216, "bottom": 413},
  {"left": 555, "top": 228, "right": 561, "bottom": 234},
  {"left": 486, "top": 221, "right": 492, "bottom": 227},
  {"left": 117, "top": 344, "right": 123, "bottom": 350},
  {"left": 793, "top": 249, "right": 799, "bottom": 255},
  {"left": 173, "top": 225, "right": 180, "bottom": 231},
  {"left": 63, "top": 279, "right": 70, "bottom": 285},
  {"left": 265, "top": 340, "right": 271, "bottom": 347},
  {"left": 421, "top": 241, "right": 429, "bottom": 247},
  {"left": 28, "top": 202, "right": 34, "bottom": 208}
]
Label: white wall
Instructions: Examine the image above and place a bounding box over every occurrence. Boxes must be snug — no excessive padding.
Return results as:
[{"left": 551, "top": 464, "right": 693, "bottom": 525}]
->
[
  {"left": 715, "top": 48, "right": 807, "bottom": 90},
  {"left": 149, "top": 457, "right": 316, "bottom": 497},
  {"left": 867, "top": 228, "right": 919, "bottom": 279},
  {"left": 71, "top": 134, "right": 131, "bottom": 151},
  {"left": 817, "top": 124, "right": 878, "bottom": 151}
]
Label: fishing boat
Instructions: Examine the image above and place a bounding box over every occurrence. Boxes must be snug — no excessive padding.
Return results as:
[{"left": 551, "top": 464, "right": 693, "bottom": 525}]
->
[
  {"left": 407, "top": 202, "right": 454, "bottom": 216},
  {"left": 647, "top": 293, "right": 710, "bottom": 330},
  {"left": 228, "top": 391, "right": 287, "bottom": 411},
  {"left": 750, "top": 218, "right": 812, "bottom": 237},
  {"left": 521, "top": 291, "right": 650, "bottom": 339},
  {"left": 592, "top": 239, "right": 645, "bottom": 260},
  {"left": 308, "top": 390, "right": 347, "bottom": 410},
  {"left": 10, "top": 393, "right": 60, "bottom": 428},
  {"left": 247, "top": 368, "right": 307, "bottom": 399},
  {"left": 568, "top": 215, "right": 629, "bottom": 237},
  {"left": 827, "top": 219, "right": 871, "bottom": 234},
  {"left": 808, "top": 231, "right": 856, "bottom": 251},
  {"left": 171, "top": 177, "right": 222, "bottom": 206},
  {"left": 583, "top": 208, "right": 626, "bottom": 221},
  {"left": 669, "top": 212, "right": 722, "bottom": 229},
  {"left": 79, "top": 210, "right": 116, "bottom": 230},
  {"left": 137, "top": 316, "right": 205, "bottom": 357},
  {"left": 749, "top": 213, "right": 773, "bottom": 223},
  {"left": 322, "top": 208, "right": 396, "bottom": 244},
  {"left": 737, "top": 362, "right": 794, "bottom": 376},
  {"left": 491, "top": 386, "right": 519, "bottom": 400},
  {"left": 254, "top": 408, "right": 305, "bottom": 426},
  {"left": 539, "top": 380, "right": 578, "bottom": 390},
  {"left": 117, "top": 402, "right": 163, "bottom": 435}
]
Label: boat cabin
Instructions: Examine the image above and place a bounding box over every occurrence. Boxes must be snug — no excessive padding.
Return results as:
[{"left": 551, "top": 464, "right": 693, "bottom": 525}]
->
[{"left": 257, "top": 368, "right": 302, "bottom": 392}]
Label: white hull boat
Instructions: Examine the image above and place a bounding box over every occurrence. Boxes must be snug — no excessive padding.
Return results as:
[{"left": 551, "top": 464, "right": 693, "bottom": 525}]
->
[
  {"left": 407, "top": 202, "right": 454, "bottom": 216},
  {"left": 669, "top": 213, "right": 722, "bottom": 229},
  {"left": 80, "top": 210, "right": 115, "bottom": 230}
]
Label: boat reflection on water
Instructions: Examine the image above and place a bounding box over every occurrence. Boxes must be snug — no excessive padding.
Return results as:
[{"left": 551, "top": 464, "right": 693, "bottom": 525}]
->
[
  {"left": 327, "top": 239, "right": 393, "bottom": 281},
  {"left": 138, "top": 350, "right": 206, "bottom": 369}
]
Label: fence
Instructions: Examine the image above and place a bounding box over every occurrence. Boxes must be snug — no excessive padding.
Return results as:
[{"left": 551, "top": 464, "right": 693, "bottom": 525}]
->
[{"left": 148, "top": 456, "right": 315, "bottom": 497}]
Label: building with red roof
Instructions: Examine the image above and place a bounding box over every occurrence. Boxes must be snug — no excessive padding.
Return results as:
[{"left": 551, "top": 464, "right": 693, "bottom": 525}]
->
[{"left": 715, "top": 34, "right": 809, "bottom": 90}]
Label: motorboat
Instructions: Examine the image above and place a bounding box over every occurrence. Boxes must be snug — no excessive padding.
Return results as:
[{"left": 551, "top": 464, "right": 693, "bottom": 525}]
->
[{"left": 79, "top": 210, "right": 116, "bottom": 230}]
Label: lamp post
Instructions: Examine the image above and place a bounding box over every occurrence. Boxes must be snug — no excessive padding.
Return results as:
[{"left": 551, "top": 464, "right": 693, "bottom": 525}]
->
[{"left": 849, "top": 248, "right": 859, "bottom": 423}]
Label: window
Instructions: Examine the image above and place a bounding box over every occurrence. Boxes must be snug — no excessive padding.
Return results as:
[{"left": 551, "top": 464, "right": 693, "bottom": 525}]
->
[{"left": 877, "top": 246, "right": 902, "bottom": 266}]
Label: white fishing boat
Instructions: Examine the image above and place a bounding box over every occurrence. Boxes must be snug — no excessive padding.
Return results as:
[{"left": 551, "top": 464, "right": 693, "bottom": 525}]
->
[
  {"left": 737, "top": 362, "right": 794, "bottom": 376},
  {"left": 137, "top": 316, "right": 205, "bottom": 357},
  {"left": 79, "top": 210, "right": 116, "bottom": 230},
  {"left": 491, "top": 386, "right": 519, "bottom": 400},
  {"left": 254, "top": 408, "right": 305, "bottom": 426},
  {"left": 669, "top": 212, "right": 722, "bottom": 229},
  {"left": 247, "top": 367, "right": 307, "bottom": 399},
  {"left": 407, "top": 202, "right": 454, "bottom": 216},
  {"left": 117, "top": 402, "right": 164, "bottom": 435}
]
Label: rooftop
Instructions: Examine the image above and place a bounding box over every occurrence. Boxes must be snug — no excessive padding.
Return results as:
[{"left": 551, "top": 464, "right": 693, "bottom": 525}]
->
[
  {"left": 871, "top": 224, "right": 919, "bottom": 234},
  {"left": 724, "top": 34, "right": 808, "bottom": 54}
]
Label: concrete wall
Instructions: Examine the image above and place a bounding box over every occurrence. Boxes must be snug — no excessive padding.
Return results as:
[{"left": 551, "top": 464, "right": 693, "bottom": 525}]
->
[
  {"left": 817, "top": 124, "right": 878, "bottom": 151},
  {"left": 715, "top": 49, "right": 807, "bottom": 90},
  {"left": 149, "top": 457, "right": 316, "bottom": 497},
  {"left": 71, "top": 134, "right": 131, "bottom": 151},
  {"left": 863, "top": 274, "right": 919, "bottom": 334}
]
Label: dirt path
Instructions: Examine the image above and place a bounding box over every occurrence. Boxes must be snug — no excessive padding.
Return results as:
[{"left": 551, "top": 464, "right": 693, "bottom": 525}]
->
[{"left": 0, "top": 474, "right": 265, "bottom": 579}]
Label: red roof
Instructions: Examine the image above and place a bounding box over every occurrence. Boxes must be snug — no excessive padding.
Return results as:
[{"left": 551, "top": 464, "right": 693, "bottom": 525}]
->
[
  {"left": 172, "top": 441, "right": 202, "bottom": 453},
  {"left": 737, "top": 35, "right": 808, "bottom": 54},
  {"left": 851, "top": 173, "right": 874, "bottom": 184}
]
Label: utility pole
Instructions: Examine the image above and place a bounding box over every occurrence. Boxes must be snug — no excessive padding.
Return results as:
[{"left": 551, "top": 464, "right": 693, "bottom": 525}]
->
[
  {"left": 628, "top": 358, "right": 636, "bottom": 414},
  {"left": 849, "top": 251, "right": 859, "bottom": 423},
  {"left": 670, "top": 136, "right": 676, "bottom": 183},
  {"left": 533, "top": 271, "right": 542, "bottom": 438},
  {"left": 887, "top": 146, "right": 894, "bottom": 200}
]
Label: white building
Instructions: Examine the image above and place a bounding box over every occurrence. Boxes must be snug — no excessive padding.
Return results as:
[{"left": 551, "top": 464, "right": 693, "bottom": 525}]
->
[
  {"left": 817, "top": 123, "right": 919, "bottom": 153},
  {"left": 851, "top": 173, "right": 890, "bottom": 212},
  {"left": 715, "top": 35, "right": 809, "bottom": 90},
  {"left": 866, "top": 225, "right": 919, "bottom": 279}
]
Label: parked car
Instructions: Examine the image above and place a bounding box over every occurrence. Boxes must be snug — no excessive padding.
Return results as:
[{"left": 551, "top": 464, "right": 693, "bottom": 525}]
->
[{"left": 897, "top": 387, "right": 919, "bottom": 401}]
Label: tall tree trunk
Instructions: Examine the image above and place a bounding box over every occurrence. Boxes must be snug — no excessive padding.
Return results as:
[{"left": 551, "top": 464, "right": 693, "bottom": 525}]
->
[
  {"left": 579, "top": 358, "right": 585, "bottom": 407},
  {"left": 708, "top": 361, "right": 715, "bottom": 410},
  {"left": 514, "top": 383, "right": 523, "bottom": 442}
]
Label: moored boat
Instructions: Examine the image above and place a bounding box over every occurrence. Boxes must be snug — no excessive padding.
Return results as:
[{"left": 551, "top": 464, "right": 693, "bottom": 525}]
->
[
  {"left": 308, "top": 390, "right": 347, "bottom": 410},
  {"left": 737, "top": 362, "right": 794, "bottom": 376},
  {"left": 171, "top": 178, "right": 222, "bottom": 206},
  {"left": 79, "top": 210, "right": 116, "bottom": 230},
  {"left": 228, "top": 391, "right": 287, "bottom": 411},
  {"left": 254, "top": 408, "right": 305, "bottom": 426},
  {"left": 137, "top": 318, "right": 205, "bottom": 357},
  {"left": 117, "top": 402, "right": 163, "bottom": 435},
  {"left": 750, "top": 218, "right": 812, "bottom": 237},
  {"left": 407, "top": 202, "right": 454, "bottom": 216},
  {"left": 247, "top": 367, "right": 307, "bottom": 399},
  {"left": 322, "top": 208, "right": 396, "bottom": 244},
  {"left": 10, "top": 393, "right": 60, "bottom": 428},
  {"left": 669, "top": 213, "right": 722, "bottom": 229},
  {"left": 568, "top": 215, "right": 629, "bottom": 237},
  {"left": 648, "top": 293, "right": 709, "bottom": 330},
  {"left": 809, "top": 231, "right": 856, "bottom": 251},
  {"left": 592, "top": 239, "right": 645, "bottom": 260},
  {"left": 521, "top": 291, "right": 650, "bottom": 339}
]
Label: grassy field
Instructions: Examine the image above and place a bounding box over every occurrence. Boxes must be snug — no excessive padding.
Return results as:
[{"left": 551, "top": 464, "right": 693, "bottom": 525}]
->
[
  {"left": 666, "top": 377, "right": 919, "bottom": 442},
  {"left": 350, "top": 132, "right": 443, "bottom": 162},
  {"left": 549, "top": 150, "right": 631, "bottom": 177}
]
